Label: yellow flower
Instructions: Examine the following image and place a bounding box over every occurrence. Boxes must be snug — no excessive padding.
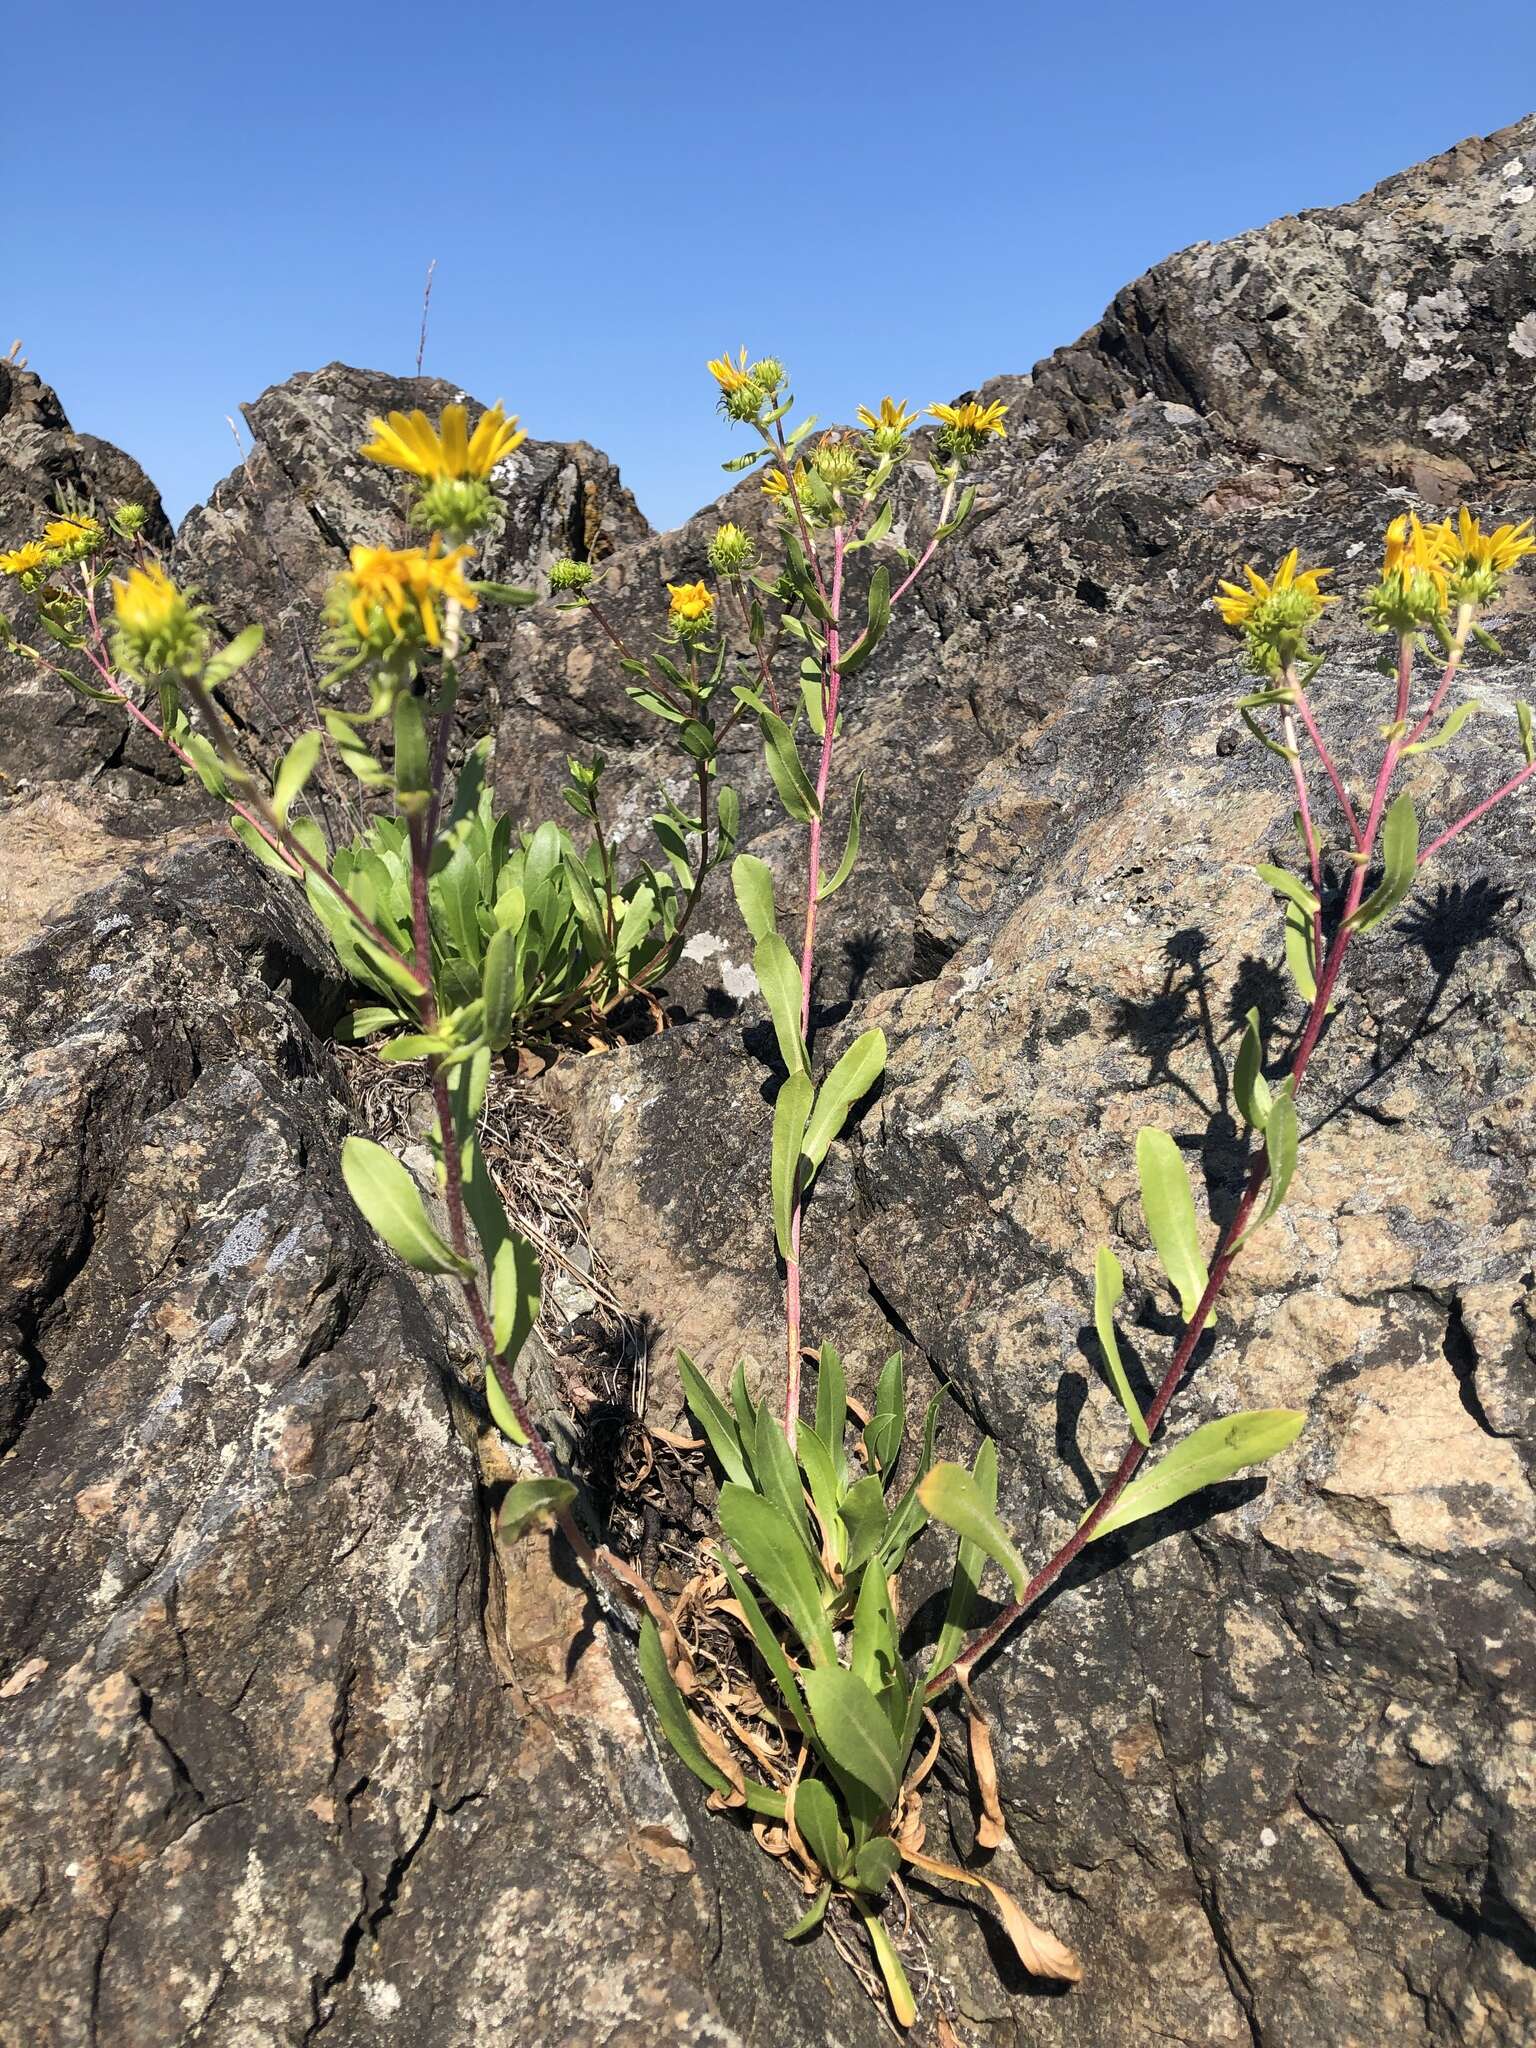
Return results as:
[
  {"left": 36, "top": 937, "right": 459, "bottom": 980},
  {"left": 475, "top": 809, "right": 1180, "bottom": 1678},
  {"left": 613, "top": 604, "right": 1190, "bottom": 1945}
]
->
[
  {"left": 110, "top": 563, "right": 208, "bottom": 677},
  {"left": 0, "top": 540, "right": 47, "bottom": 577},
  {"left": 345, "top": 541, "right": 478, "bottom": 647},
  {"left": 1213, "top": 549, "right": 1335, "bottom": 629},
  {"left": 762, "top": 461, "right": 807, "bottom": 500},
  {"left": 42, "top": 513, "right": 104, "bottom": 560},
  {"left": 929, "top": 398, "right": 1009, "bottom": 441},
  {"left": 707, "top": 348, "right": 754, "bottom": 395},
  {"left": 1435, "top": 507, "right": 1535, "bottom": 579},
  {"left": 857, "top": 396, "right": 920, "bottom": 434},
  {"left": 666, "top": 580, "right": 714, "bottom": 627},
  {"left": 360, "top": 402, "right": 525, "bottom": 482}
]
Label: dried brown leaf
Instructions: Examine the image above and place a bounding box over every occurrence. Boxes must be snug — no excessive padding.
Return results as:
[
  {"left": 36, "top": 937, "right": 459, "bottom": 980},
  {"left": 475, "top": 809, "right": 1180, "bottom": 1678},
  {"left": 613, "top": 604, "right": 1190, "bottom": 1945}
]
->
[
  {"left": 902, "top": 1848, "right": 1081, "bottom": 1982},
  {"left": 962, "top": 1684, "right": 1006, "bottom": 1851}
]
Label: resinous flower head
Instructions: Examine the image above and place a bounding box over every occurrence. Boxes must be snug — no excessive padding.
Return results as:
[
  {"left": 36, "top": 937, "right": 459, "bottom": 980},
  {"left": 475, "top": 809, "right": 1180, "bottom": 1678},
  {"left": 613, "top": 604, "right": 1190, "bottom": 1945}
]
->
[
  {"left": 706, "top": 522, "right": 755, "bottom": 577},
  {"left": 749, "top": 356, "right": 786, "bottom": 396},
  {"left": 1214, "top": 549, "right": 1336, "bottom": 676},
  {"left": 812, "top": 431, "right": 861, "bottom": 489},
  {"left": 1367, "top": 513, "right": 1450, "bottom": 633},
  {"left": 708, "top": 347, "right": 767, "bottom": 423},
  {"left": 762, "top": 460, "right": 808, "bottom": 503},
  {"left": 361, "top": 402, "right": 525, "bottom": 483},
  {"left": 549, "top": 557, "right": 596, "bottom": 594},
  {"left": 332, "top": 540, "right": 478, "bottom": 657},
  {"left": 42, "top": 512, "right": 104, "bottom": 565},
  {"left": 858, "top": 395, "right": 920, "bottom": 455},
  {"left": 112, "top": 501, "right": 149, "bottom": 540},
  {"left": 110, "top": 564, "right": 209, "bottom": 679},
  {"left": 707, "top": 347, "right": 755, "bottom": 396},
  {"left": 667, "top": 579, "right": 715, "bottom": 638},
  {"left": 929, "top": 398, "right": 1009, "bottom": 458},
  {"left": 1434, "top": 507, "right": 1535, "bottom": 606}
]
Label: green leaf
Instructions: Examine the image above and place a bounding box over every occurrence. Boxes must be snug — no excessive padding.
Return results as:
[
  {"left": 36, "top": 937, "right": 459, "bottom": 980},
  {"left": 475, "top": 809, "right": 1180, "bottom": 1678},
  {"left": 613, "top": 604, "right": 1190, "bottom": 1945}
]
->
[
  {"left": 878, "top": 1387, "right": 945, "bottom": 1573},
  {"left": 1518, "top": 702, "right": 1534, "bottom": 766},
  {"left": 813, "top": 1344, "right": 847, "bottom": 1482},
  {"left": 926, "top": 1438, "right": 997, "bottom": 1682},
  {"left": 340, "top": 1136, "right": 466, "bottom": 1275},
  {"left": 1282, "top": 899, "right": 1320, "bottom": 1003},
  {"left": 678, "top": 1349, "right": 751, "bottom": 1488},
  {"left": 849, "top": 1560, "right": 899, "bottom": 1699},
  {"left": 392, "top": 693, "right": 430, "bottom": 809},
  {"left": 715, "top": 1554, "right": 815, "bottom": 1742},
  {"left": 1136, "top": 1128, "right": 1211, "bottom": 1324},
  {"left": 837, "top": 566, "right": 890, "bottom": 678},
  {"left": 637, "top": 1616, "right": 731, "bottom": 1797},
  {"left": 272, "top": 729, "right": 322, "bottom": 823},
  {"left": 752, "top": 1406, "right": 817, "bottom": 1557},
  {"left": 718, "top": 1484, "right": 836, "bottom": 1667},
  {"left": 729, "top": 1359, "right": 757, "bottom": 1438},
  {"left": 1402, "top": 698, "right": 1482, "bottom": 756},
  {"left": 759, "top": 707, "right": 821, "bottom": 823},
  {"left": 1255, "top": 863, "right": 1320, "bottom": 918},
  {"left": 1232, "top": 1007, "right": 1273, "bottom": 1132},
  {"left": 801, "top": 1028, "right": 886, "bottom": 1175},
  {"left": 816, "top": 771, "right": 865, "bottom": 903},
  {"left": 754, "top": 932, "right": 809, "bottom": 1075},
  {"left": 484, "top": 1362, "right": 528, "bottom": 1445},
  {"left": 839, "top": 1474, "right": 889, "bottom": 1577},
  {"left": 231, "top": 815, "right": 302, "bottom": 878},
  {"left": 855, "top": 1895, "right": 915, "bottom": 2029},
  {"left": 850, "top": 1838, "right": 901, "bottom": 1896},
  {"left": 730, "top": 854, "right": 776, "bottom": 947},
  {"left": 1088, "top": 1409, "right": 1306, "bottom": 1540},
  {"left": 917, "top": 1461, "right": 1027, "bottom": 1600},
  {"left": 499, "top": 1475, "right": 575, "bottom": 1542},
  {"left": 324, "top": 710, "right": 391, "bottom": 788},
  {"left": 791, "top": 1778, "right": 849, "bottom": 1882},
  {"left": 491, "top": 1230, "right": 541, "bottom": 1363},
  {"left": 863, "top": 1351, "right": 905, "bottom": 1481},
  {"left": 782, "top": 1884, "right": 831, "bottom": 1941},
  {"left": 1233, "top": 1085, "right": 1299, "bottom": 1251},
  {"left": 771, "top": 1073, "right": 812, "bottom": 1263},
  {"left": 1345, "top": 790, "right": 1419, "bottom": 933},
  {"left": 469, "top": 580, "right": 538, "bottom": 607},
  {"left": 795, "top": 1422, "right": 847, "bottom": 1569},
  {"left": 1093, "top": 1247, "right": 1149, "bottom": 1447},
  {"left": 714, "top": 782, "right": 740, "bottom": 853},
  {"left": 799, "top": 1665, "right": 902, "bottom": 1810},
  {"left": 204, "top": 623, "right": 264, "bottom": 689}
]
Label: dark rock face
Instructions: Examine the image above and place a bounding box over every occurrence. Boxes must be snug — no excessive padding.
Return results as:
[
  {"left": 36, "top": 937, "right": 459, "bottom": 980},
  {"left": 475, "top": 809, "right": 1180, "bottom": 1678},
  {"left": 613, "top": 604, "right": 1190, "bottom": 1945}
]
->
[{"left": 4, "top": 113, "right": 1536, "bottom": 2048}]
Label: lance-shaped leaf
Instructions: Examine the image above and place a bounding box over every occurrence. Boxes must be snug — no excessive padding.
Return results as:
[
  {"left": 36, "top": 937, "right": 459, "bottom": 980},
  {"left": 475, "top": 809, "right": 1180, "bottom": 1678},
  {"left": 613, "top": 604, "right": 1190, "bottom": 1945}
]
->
[
  {"left": 795, "top": 1423, "right": 847, "bottom": 1570},
  {"left": 754, "top": 932, "right": 809, "bottom": 1074},
  {"left": 484, "top": 1363, "right": 528, "bottom": 1446},
  {"left": 782, "top": 1883, "right": 831, "bottom": 1942},
  {"left": 752, "top": 1406, "right": 818, "bottom": 1558},
  {"left": 789, "top": 1776, "right": 849, "bottom": 1882},
  {"left": 855, "top": 1896, "right": 916, "bottom": 2028},
  {"left": 839, "top": 1473, "right": 889, "bottom": 1577},
  {"left": 1233, "top": 1085, "right": 1299, "bottom": 1251},
  {"left": 1093, "top": 1247, "right": 1149, "bottom": 1446},
  {"left": 1519, "top": 701, "right": 1534, "bottom": 766},
  {"left": 1402, "top": 698, "right": 1482, "bottom": 756},
  {"left": 771, "top": 1072, "right": 812, "bottom": 1261},
  {"left": 1088, "top": 1408, "right": 1306, "bottom": 1540},
  {"left": 637, "top": 1617, "right": 785, "bottom": 1820},
  {"left": 716, "top": 1554, "right": 815, "bottom": 1742},
  {"left": 758, "top": 707, "right": 821, "bottom": 822},
  {"left": 801, "top": 1028, "right": 886, "bottom": 1174},
  {"left": 1255, "top": 862, "right": 1320, "bottom": 918},
  {"left": 341, "top": 1137, "right": 467, "bottom": 1275},
  {"left": 837, "top": 566, "right": 892, "bottom": 678},
  {"left": 1136, "top": 1127, "right": 1211, "bottom": 1324},
  {"left": 813, "top": 1342, "right": 847, "bottom": 1478},
  {"left": 1345, "top": 790, "right": 1419, "bottom": 933},
  {"left": 917, "top": 1460, "right": 1027, "bottom": 1600},
  {"left": 851, "top": 1837, "right": 901, "bottom": 1895},
  {"left": 864, "top": 1350, "right": 905, "bottom": 1480},
  {"left": 1232, "top": 1007, "right": 1273, "bottom": 1131},
  {"left": 816, "top": 769, "right": 865, "bottom": 903},
  {"left": 799, "top": 1665, "right": 902, "bottom": 1811},
  {"left": 878, "top": 1387, "right": 945, "bottom": 1572},
  {"left": 392, "top": 693, "right": 431, "bottom": 812},
  {"left": 719, "top": 1484, "right": 836, "bottom": 1667},
  {"left": 731, "top": 853, "right": 777, "bottom": 943},
  {"left": 204, "top": 623, "right": 264, "bottom": 689},
  {"left": 926, "top": 1438, "right": 997, "bottom": 1681},
  {"left": 498, "top": 1475, "right": 575, "bottom": 1542},
  {"left": 272, "top": 729, "right": 322, "bottom": 823},
  {"left": 481, "top": 923, "right": 516, "bottom": 1049},
  {"left": 1283, "top": 899, "right": 1320, "bottom": 1003},
  {"left": 491, "top": 1229, "right": 541, "bottom": 1363},
  {"left": 678, "top": 1349, "right": 751, "bottom": 1488}
]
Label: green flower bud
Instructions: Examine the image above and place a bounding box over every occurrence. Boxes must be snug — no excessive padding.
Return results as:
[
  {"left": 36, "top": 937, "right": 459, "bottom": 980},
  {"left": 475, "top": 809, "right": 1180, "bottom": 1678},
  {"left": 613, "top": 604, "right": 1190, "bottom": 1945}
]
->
[
  {"left": 812, "top": 432, "right": 860, "bottom": 489},
  {"left": 749, "top": 357, "right": 786, "bottom": 395},
  {"left": 112, "top": 502, "right": 149, "bottom": 540},
  {"left": 706, "top": 522, "right": 755, "bottom": 577},
  {"left": 412, "top": 475, "right": 500, "bottom": 543},
  {"left": 723, "top": 381, "right": 766, "bottom": 424},
  {"left": 549, "top": 557, "right": 597, "bottom": 594}
]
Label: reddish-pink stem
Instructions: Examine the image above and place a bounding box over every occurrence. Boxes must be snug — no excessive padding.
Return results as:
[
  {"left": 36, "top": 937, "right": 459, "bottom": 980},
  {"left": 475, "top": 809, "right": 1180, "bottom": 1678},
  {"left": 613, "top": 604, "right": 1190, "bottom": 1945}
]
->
[
  {"left": 1291, "top": 687, "right": 1364, "bottom": 850},
  {"left": 1419, "top": 756, "right": 1536, "bottom": 864}
]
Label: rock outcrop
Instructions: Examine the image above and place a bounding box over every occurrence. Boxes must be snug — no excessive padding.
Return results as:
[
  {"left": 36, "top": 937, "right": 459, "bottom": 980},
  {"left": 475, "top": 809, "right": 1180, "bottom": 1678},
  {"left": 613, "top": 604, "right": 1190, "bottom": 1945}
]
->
[{"left": 3, "top": 114, "right": 1535, "bottom": 2047}]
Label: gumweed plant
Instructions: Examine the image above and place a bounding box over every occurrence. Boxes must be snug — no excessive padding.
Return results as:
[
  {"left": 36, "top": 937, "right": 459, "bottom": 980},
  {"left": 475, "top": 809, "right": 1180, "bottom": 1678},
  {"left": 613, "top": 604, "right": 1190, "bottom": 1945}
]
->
[{"left": 5, "top": 366, "right": 1533, "bottom": 2031}]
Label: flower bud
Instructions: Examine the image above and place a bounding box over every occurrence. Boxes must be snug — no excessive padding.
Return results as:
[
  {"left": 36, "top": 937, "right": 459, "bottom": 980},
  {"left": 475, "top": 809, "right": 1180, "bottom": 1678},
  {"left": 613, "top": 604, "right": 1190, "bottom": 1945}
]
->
[
  {"left": 549, "top": 557, "right": 596, "bottom": 594},
  {"left": 110, "top": 565, "right": 209, "bottom": 680},
  {"left": 749, "top": 357, "right": 786, "bottom": 395},
  {"left": 812, "top": 432, "right": 860, "bottom": 489},
  {"left": 412, "top": 475, "right": 499, "bottom": 543},
  {"left": 706, "top": 522, "right": 755, "bottom": 576},
  {"left": 112, "top": 502, "right": 149, "bottom": 540}
]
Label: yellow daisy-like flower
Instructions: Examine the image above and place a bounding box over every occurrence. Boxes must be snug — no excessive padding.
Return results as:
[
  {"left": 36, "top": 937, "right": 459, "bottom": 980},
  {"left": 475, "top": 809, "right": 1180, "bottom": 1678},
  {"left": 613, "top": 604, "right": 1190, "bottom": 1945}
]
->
[
  {"left": 857, "top": 396, "right": 920, "bottom": 434},
  {"left": 1435, "top": 506, "right": 1535, "bottom": 579},
  {"left": 360, "top": 402, "right": 525, "bottom": 482},
  {"left": 706, "top": 348, "right": 754, "bottom": 395},
  {"left": 0, "top": 540, "right": 48, "bottom": 577},
  {"left": 666, "top": 579, "right": 714, "bottom": 627},
  {"left": 42, "top": 513, "right": 104, "bottom": 559},
  {"left": 109, "top": 563, "right": 208, "bottom": 678},
  {"left": 1213, "top": 548, "right": 1336, "bottom": 629},
  {"left": 929, "top": 398, "right": 1010, "bottom": 441},
  {"left": 112, "top": 562, "right": 183, "bottom": 637},
  {"left": 762, "top": 461, "right": 807, "bottom": 500},
  {"left": 345, "top": 541, "right": 478, "bottom": 647}
]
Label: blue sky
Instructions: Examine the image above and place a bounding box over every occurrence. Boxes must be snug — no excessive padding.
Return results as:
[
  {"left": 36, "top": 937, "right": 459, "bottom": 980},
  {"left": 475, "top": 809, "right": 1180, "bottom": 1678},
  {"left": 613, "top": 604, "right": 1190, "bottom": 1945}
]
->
[{"left": 6, "top": 4, "right": 1533, "bottom": 532}]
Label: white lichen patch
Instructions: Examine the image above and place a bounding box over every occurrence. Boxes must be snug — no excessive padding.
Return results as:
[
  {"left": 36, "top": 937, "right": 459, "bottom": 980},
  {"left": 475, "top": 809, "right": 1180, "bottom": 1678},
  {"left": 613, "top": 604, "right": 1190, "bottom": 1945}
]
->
[
  {"left": 1423, "top": 406, "right": 1473, "bottom": 443},
  {"left": 1510, "top": 312, "right": 1536, "bottom": 361},
  {"left": 680, "top": 929, "right": 755, "bottom": 1001}
]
